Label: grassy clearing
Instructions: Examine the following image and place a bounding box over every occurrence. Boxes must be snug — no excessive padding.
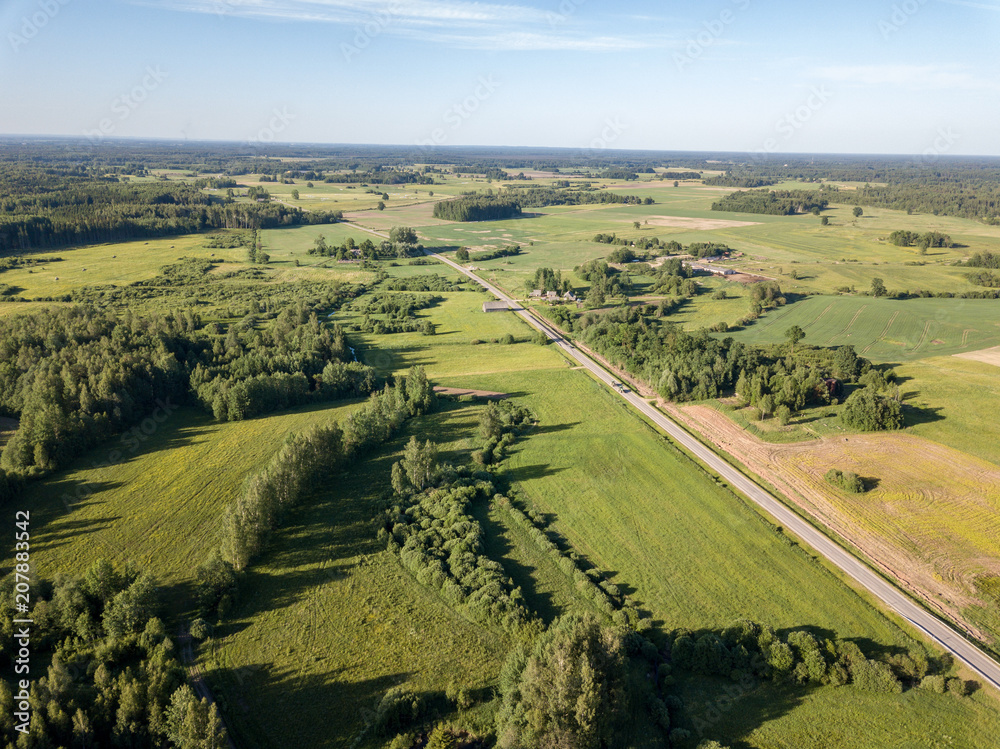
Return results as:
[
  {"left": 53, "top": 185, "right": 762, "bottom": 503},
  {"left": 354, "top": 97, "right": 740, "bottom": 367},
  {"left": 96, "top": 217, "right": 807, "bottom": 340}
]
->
[
  {"left": 10, "top": 401, "right": 362, "bottom": 614},
  {"left": 681, "top": 675, "right": 1000, "bottom": 749},
  {"left": 725, "top": 295, "right": 1000, "bottom": 362},
  {"left": 0, "top": 234, "right": 247, "bottom": 297},
  {"left": 336, "top": 289, "right": 569, "bottom": 379},
  {"left": 896, "top": 354, "right": 1000, "bottom": 466},
  {"left": 201, "top": 404, "right": 518, "bottom": 749}
]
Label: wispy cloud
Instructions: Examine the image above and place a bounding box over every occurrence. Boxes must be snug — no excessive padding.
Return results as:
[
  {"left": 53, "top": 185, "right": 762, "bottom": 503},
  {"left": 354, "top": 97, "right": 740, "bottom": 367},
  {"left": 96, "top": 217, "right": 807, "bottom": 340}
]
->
[
  {"left": 815, "top": 63, "right": 998, "bottom": 91},
  {"left": 398, "top": 29, "right": 663, "bottom": 51},
  {"left": 131, "top": 0, "right": 549, "bottom": 25},
  {"left": 130, "top": 0, "right": 661, "bottom": 51}
]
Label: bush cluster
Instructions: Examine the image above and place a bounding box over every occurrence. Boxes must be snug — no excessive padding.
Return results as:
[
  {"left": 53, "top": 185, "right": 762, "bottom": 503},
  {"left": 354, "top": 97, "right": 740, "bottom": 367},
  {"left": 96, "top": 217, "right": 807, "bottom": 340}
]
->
[
  {"left": 825, "top": 468, "right": 866, "bottom": 493},
  {"left": 667, "top": 620, "right": 945, "bottom": 695}
]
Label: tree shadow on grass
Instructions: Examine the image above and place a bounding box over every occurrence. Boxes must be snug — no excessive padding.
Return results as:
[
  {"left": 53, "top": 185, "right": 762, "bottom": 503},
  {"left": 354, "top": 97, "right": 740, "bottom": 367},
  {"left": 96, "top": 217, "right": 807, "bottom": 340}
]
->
[
  {"left": 507, "top": 463, "right": 566, "bottom": 482},
  {"left": 901, "top": 402, "right": 945, "bottom": 427},
  {"left": 471, "top": 500, "right": 561, "bottom": 625},
  {"left": 33, "top": 513, "right": 124, "bottom": 552},
  {"left": 205, "top": 663, "right": 422, "bottom": 749},
  {"left": 530, "top": 421, "right": 582, "bottom": 435}
]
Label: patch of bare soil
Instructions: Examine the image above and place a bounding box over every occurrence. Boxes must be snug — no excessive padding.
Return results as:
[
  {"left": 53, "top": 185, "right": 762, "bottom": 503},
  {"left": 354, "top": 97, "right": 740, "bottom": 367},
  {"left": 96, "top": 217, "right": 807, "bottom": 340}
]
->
[
  {"left": 433, "top": 387, "right": 509, "bottom": 400},
  {"left": 728, "top": 272, "right": 773, "bottom": 284},
  {"left": 642, "top": 215, "right": 761, "bottom": 230},
  {"left": 955, "top": 345, "right": 1000, "bottom": 368},
  {"left": 668, "top": 403, "right": 1000, "bottom": 644}
]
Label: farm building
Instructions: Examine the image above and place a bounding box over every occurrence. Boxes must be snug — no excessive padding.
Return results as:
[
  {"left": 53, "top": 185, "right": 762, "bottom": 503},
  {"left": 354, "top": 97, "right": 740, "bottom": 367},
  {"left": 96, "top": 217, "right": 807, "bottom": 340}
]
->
[
  {"left": 823, "top": 378, "right": 844, "bottom": 398},
  {"left": 686, "top": 262, "right": 736, "bottom": 276},
  {"left": 483, "top": 301, "right": 511, "bottom": 313}
]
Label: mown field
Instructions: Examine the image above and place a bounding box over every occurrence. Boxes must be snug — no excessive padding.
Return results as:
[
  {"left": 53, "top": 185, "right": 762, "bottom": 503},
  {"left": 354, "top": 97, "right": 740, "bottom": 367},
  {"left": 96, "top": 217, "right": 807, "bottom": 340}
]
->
[
  {"left": 896, "top": 354, "right": 1000, "bottom": 466},
  {"left": 12, "top": 400, "right": 363, "bottom": 614},
  {"left": 725, "top": 295, "right": 1000, "bottom": 362}
]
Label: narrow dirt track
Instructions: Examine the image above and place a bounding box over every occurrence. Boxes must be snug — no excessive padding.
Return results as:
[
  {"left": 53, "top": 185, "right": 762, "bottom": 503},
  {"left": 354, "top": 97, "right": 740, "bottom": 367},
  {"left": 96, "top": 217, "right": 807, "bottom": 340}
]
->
[{"left": 177, "top": 626, "right": 238, "bottom": 749}]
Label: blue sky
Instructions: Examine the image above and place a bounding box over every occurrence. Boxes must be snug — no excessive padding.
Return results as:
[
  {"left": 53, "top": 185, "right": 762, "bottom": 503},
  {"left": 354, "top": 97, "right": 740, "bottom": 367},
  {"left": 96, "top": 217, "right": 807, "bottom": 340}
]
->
[{"left": 1, "top": 0, "right": 999, "bottom": 155}]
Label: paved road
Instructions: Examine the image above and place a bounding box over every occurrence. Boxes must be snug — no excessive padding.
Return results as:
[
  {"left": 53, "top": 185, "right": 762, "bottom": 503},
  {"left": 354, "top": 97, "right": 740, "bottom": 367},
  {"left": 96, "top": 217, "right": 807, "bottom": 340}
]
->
[{"left": 427, "top": 248, "right": 1000, "bottom": 693}]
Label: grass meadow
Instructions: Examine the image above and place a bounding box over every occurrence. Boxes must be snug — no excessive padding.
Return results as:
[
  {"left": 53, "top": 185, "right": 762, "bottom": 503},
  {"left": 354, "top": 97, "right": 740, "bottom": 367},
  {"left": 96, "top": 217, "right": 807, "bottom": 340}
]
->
[
  {"left": 10, "top": 400, "right": 363, "bottom": 614},
  {"left": 725, "top": 295, "right": 1000, "bottom": 362}
]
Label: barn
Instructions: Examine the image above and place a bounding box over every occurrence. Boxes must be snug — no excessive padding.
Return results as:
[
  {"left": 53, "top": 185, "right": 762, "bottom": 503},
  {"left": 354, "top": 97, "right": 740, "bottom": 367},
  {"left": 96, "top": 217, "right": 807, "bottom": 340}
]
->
[{"left": 483, "top": 301, "right": 511, "bottom": 313}]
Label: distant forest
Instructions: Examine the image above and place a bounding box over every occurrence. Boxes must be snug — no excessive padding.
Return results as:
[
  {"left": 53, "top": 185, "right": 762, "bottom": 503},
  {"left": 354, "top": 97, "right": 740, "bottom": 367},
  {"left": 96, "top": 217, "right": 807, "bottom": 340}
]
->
[{"left": 0, "top": 165, "right": 340, "bottom": 253}]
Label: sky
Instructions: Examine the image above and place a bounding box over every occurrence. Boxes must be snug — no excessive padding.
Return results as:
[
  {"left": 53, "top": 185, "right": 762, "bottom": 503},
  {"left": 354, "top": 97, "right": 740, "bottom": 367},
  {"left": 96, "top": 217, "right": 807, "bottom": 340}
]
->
[{"left": 1, "top": 0, "right": 999, "bottom": 155}]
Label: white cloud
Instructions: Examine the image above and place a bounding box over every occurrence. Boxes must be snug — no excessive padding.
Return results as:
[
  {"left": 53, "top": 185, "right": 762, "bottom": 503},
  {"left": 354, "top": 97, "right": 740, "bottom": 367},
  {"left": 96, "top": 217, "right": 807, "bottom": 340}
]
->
[
  {"left": 134, "top": 0, "right": 549, "bottom": 27},
  {"left": 130, "top": 0, "right": 666, "bottom": 51},
  {"left": 815, "top": 63, "right": 997, "bottom": 91}
]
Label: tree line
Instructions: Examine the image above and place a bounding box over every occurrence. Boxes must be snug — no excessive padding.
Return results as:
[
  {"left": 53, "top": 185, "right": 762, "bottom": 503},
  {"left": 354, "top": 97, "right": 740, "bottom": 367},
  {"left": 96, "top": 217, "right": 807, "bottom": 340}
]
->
[
  {"left": 0, "top": 559, "right": 227, "bottom": 747},
  {"left": 214, "top": 369, "right": 434, "bottom": 577},
  {"left": 888, "top": 230, "right": 955, "bottom": 249},
  {"left": 711, "top": 189, "right": 830, "bottom": 215}
]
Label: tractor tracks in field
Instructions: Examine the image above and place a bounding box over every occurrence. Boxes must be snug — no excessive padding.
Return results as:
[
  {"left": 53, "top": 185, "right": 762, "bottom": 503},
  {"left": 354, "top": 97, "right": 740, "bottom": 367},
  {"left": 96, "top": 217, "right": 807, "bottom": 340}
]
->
[
  {"left": 862, "top": 310, "right": 899, "bottom": 355},
  {"left": 826, "top": 304, "right": 867, "bottom": 345}
]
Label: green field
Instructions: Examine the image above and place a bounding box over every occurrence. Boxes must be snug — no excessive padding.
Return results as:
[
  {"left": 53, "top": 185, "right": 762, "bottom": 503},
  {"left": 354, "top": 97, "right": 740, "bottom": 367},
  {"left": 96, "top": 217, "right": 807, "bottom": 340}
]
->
[
  {"left": 16, "top": 401, "right": 363, "bottom": 614},
  {"left": 896, "top": 354, "right": 1000, "bottom": 466},
  {"left": 725, "top": 295, "right": 1000, "bottom": 362}
]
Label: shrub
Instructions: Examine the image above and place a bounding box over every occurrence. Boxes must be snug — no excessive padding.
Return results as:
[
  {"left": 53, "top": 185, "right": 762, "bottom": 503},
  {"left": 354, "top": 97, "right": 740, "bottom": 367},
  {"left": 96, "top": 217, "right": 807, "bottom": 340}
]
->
[
  {"left": 824, "top": 469, "right": 866, "bottom": 494},
  {"left": 947, "top": 677, "right": 970, "bottom": 697},
  {"left": 841, "top": 388, "right": 904, "bottom": 431},
  {"left": 920, "top": 674, "right": 947, "bottom": 693},
  {"left": 189, "top": 618, "right": 210, "bottom": 640}
]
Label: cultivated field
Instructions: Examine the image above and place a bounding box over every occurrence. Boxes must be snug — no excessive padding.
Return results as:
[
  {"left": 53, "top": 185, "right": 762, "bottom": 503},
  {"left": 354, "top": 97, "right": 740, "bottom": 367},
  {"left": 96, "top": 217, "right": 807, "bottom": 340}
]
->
[
  {"left": 670, "top": 402, "right": 1000, "bottom": 650},
  {"left": 726, "top": 295, "right": 1000, "bottom": 362}
]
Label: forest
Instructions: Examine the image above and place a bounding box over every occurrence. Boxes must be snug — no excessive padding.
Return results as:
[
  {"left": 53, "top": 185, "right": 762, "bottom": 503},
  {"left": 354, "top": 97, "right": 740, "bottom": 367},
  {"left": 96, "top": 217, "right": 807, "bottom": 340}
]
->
[
  {"left": 432, "top": 195, "right": 522, "bottom": 222},
  {"left": 0, "top": 165, "right": 340, "bottom": 253},
  {"left": 0, "top": 282, "right": 374, "bottom": 482},
  {"left": 711, "top": 189, "right": 831, "bottom": 215}
]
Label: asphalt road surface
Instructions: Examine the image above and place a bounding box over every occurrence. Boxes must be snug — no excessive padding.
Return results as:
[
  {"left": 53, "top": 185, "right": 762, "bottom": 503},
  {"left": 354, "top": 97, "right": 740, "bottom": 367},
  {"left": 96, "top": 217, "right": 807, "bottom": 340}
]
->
[{"left": 428, "top": 249, "right": 1000, "bottom": 693}]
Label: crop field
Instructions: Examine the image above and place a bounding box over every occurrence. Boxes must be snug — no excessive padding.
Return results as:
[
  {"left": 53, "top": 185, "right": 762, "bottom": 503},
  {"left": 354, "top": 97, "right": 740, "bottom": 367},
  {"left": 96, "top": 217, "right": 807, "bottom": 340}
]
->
[
  {"left": 895, "top": 354, "right": 1000, "bottom": 467},
  {"left": 8, "top": 401, "right": 363, "bottom": 614},
  {"left": 671, "top": 401, "right": 1000, "bottom": 653},
  {"left": 724, "top": 295, "right": 1000, "bottom": 362}
]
